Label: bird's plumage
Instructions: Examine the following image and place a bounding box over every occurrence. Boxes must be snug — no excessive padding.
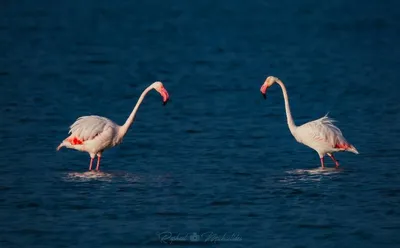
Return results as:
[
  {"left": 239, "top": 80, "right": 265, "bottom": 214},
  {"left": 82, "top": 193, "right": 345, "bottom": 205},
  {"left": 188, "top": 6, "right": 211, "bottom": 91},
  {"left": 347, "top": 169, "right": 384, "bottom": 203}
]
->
[
  {"left": 294, "top": 114, "right": 358, "bottom": 155},
  {"left": 57, "top": 81, "right": 170, "bottom": 171},
  {"left": 260, "top": 76, "right": 358, "bottom": 168},
  {"left": 296, "top": 115, "right": 343, "bottom": 146},
  {"left": 69, "top": 115, "right": 116, "bottom": 142}
]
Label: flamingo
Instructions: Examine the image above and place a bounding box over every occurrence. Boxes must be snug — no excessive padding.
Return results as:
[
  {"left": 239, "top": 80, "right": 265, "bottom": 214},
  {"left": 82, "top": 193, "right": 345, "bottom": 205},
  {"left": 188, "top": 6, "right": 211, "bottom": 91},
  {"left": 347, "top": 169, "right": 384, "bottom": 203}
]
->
[
  {"left": 260, "top": 76, "right": 358, "bottom": 168},
  {"left": 57, "top": 81, "right": 170, "bottom": 171}
]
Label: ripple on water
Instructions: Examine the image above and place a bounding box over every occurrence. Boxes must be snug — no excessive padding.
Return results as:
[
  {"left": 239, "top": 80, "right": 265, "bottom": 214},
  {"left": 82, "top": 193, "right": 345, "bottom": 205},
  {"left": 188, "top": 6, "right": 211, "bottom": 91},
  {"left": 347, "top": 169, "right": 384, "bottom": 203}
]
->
[
  {"left": 277, "top": 167, "right": 344, "bottom": 185},
  {"left": 64, "top": 171, "right": 114, "bottom": 182},
  {"left": 286, "top": 167, "right": 343, "bottom": 175},
  {"left": 62, "top": 171, "right": 175, "bottom": 185}
]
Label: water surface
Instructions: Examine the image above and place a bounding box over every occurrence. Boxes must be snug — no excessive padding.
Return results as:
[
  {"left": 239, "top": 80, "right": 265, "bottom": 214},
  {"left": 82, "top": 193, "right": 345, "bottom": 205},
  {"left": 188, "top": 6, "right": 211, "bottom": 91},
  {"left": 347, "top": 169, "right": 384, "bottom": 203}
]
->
[{"left": 0, "top": 0, "right": 400, "bottom": 247}]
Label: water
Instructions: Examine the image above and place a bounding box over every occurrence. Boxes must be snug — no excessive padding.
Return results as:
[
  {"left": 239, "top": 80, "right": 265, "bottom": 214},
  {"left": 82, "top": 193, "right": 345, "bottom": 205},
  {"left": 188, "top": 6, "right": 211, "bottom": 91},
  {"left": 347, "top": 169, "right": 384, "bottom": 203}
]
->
[{"left": 0, "top": 0, "right": 400, "bottom": 247}]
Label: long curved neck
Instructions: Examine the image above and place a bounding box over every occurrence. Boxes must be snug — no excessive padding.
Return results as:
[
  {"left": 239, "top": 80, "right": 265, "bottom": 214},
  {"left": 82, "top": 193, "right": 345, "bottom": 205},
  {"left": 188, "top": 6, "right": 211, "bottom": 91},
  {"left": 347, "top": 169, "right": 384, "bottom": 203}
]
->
[
  {"left": 118, "top": 85, "right": 153, "bottom": 138},
  {"left": 275, "top": 78, "right": 297, "bottom": 135}
]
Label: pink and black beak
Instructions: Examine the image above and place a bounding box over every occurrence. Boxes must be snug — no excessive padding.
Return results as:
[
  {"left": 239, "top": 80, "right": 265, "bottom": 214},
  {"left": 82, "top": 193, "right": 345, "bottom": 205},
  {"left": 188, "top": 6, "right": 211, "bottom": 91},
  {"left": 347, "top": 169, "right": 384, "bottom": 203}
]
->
[
  {"left": 160, "top": 87, "right": 170, "bottom": 106},
  {"left": 260, "top": 84, "right": 268, "bottom": 99}
]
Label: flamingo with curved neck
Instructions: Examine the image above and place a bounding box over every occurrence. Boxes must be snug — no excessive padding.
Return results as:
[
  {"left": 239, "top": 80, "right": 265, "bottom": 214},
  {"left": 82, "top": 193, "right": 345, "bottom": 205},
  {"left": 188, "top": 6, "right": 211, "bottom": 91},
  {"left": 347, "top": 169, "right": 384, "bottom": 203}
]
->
[
  {"left": 260, "top": 76, "right": 358, "bottom": 168},
  {"left": 57, "top": 81, "right": 170, "bottom": 171}
]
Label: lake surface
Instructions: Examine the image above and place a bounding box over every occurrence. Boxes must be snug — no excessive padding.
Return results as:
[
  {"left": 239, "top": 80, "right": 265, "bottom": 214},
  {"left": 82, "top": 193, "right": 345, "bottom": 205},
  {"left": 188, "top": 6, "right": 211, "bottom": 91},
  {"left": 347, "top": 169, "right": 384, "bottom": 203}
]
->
[{"left": 0, "top": 0, "right": 400, "bottom": 247}]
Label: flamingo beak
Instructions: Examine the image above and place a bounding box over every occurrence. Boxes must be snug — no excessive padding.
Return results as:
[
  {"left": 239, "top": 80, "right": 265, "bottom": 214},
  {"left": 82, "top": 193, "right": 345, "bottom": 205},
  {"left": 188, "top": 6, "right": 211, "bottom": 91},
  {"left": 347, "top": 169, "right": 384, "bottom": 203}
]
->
[
  {"left": 260, "top": 84, "right": 268, "bottom": 99},
  {"left": 160, "top": 87, "right": 170, "bottom": 106}
]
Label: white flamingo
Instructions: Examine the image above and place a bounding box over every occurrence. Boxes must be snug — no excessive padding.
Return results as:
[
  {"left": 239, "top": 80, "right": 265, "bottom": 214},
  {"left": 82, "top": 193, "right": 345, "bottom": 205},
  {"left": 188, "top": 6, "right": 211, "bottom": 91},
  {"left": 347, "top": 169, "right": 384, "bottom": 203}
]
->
[
  {"left": 57, "top": 81, "right": 170, "bottom": 171},
  {"left": 260, "top": 76, "right": 358, "bottom": 168}
]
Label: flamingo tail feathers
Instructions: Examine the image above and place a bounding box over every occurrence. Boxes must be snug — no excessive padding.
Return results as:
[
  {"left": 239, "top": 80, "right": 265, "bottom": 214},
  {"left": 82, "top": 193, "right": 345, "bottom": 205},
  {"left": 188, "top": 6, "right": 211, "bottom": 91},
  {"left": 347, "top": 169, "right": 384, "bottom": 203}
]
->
[
  {"left": 56, "top": 137, "right": 85, "bottom": 151},
  {"left": 346, "top": 145, "right": 359, "bottom": 154},
  {"left": 334, "top": 142, "right": 359, "bottom": 154},
  {"left": 56, "top": 141, "right": 67, "bottom": 151}
]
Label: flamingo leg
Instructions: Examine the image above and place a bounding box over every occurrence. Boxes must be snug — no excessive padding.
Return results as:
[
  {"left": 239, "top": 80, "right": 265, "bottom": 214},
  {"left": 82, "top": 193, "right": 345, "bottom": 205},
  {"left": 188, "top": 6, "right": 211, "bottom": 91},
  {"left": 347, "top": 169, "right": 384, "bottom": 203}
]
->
[
  {"left": 327, "top": 153, "right": 340, "bottom": 168},
  {"left": 320, "top": 157, "right": 325, "bottom": 168},
  {"left": 89, "top": 158, "right": 94, "bottom": 170},
  {"left": 96, "top": 156, "right": 101, "bottom": 171}
]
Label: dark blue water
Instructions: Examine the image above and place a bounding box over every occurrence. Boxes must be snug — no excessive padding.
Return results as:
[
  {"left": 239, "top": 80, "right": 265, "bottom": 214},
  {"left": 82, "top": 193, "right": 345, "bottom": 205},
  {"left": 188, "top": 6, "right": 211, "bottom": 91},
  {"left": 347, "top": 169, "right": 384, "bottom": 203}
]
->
[{"left": 1, "top": 0, "right": 400, "bottom": 247}]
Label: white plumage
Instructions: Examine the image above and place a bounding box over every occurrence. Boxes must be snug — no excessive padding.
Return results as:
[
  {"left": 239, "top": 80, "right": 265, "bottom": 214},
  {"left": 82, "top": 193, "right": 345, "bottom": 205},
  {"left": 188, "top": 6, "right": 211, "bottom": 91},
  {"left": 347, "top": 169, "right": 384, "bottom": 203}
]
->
[
  {"left": 260, "top": 76, "right": 358, "bottom": 168},
  {"left": 57, "top": 81, "right": 170, "bottom": 171},
  {"left": 69, "top": 116, "right": 116, "bottom": 142},
  {"left": 296, "top": 115, "right": 343, "bottom": 146}
]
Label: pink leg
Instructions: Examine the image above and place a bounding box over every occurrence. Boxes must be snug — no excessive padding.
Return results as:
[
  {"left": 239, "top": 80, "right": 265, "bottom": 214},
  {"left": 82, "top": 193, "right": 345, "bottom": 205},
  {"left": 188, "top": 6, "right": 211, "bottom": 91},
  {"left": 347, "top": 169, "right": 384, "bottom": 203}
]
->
[
  {"left": 96, "top": 156, "right": 101, "bottom": 171},
  {"left": 327, "top": 153, "right": 340, "bottom": 168},
  {"left": 320, "top": 157, "right": 325, "bottom": 168},
  {"left": 89, "top": 158, "right": 94, "bottom": 170}
]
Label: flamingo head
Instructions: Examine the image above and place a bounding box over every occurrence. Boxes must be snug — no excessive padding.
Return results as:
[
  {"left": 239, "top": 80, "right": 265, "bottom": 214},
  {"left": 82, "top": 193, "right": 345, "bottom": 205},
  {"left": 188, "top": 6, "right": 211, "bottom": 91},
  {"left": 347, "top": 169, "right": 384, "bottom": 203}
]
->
[
  {"left": 260, "top": 76, "right": 276, "bottom": 99},
  {"left": 152, "top": 81, "right": 170, "bottom": 105}
]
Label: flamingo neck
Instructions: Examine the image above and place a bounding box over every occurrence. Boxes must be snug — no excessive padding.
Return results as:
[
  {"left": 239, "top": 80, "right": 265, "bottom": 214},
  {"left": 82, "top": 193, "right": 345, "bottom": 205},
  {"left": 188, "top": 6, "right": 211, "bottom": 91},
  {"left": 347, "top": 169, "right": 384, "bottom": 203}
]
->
[
  {"left": 275, "top": 78, "right": 297, "bottom": 135},
  {"left": 118, "top": 85, "right": 153, "bottom": 138}
]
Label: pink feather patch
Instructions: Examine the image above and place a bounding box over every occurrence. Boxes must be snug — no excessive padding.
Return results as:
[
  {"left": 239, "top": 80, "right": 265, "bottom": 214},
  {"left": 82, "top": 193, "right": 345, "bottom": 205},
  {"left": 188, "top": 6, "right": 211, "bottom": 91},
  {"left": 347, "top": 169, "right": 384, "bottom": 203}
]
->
[
  {"left": 67, "top": 137, "right": 83, "bottom": 145},
  {"left": 335, "top": 143, "right": 349, "bottom": 149}
]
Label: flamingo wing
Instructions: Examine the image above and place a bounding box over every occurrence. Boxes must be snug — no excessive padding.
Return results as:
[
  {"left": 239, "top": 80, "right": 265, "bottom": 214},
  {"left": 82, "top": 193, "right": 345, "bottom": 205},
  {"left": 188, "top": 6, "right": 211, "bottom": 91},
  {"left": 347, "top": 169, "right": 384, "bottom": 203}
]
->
[
  {"left": 68, "top": 115, "right": 115, "bottom": 143},
  {"left": 297, "top": 115, "right": 347, "bottom": 147}
]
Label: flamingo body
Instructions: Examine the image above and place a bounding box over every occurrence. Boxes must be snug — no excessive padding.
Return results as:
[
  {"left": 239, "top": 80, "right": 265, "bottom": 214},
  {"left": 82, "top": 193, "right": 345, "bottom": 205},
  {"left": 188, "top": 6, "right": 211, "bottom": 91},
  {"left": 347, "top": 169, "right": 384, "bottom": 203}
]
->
[
  {"left": 59, "top": 116, "right": 120, "bottom": 155},
  {"left": 260, "top": 76, "right": 358, "bottom": 168},
  {"left": 57, "top": 81, "right": 170, "bottom": 170},
  {"left": 295, "top": 115, "right": 358, "bottom": 158}
]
